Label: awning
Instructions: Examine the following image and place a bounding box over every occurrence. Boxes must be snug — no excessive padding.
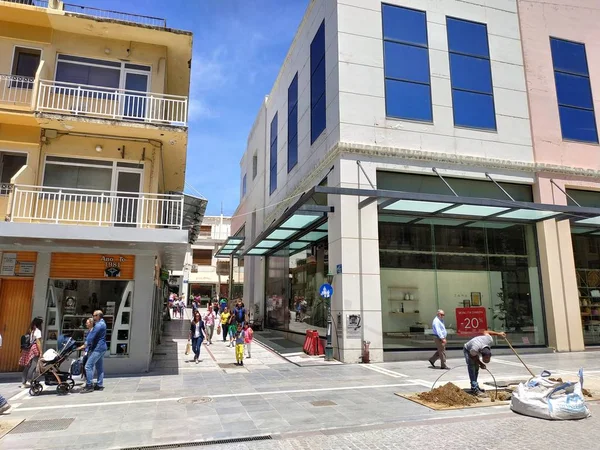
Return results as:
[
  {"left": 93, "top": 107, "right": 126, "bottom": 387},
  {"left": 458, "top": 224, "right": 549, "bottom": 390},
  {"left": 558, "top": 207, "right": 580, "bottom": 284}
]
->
[
  {"left": 241, "top": 184, "right": 600, "bottom": 257},
  {"left": 214, "top": 236, "right": 245, "bottom": 258},
  {"left": 177, "top": 193, "right": 208, "bottom": 245}
]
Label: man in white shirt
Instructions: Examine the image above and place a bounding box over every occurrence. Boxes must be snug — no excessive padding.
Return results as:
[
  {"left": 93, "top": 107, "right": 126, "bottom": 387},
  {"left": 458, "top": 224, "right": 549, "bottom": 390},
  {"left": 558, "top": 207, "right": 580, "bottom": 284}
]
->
[
  {"left": 464, "top": 330, "right": 506, "bottom": 395},
  {"left": 428, "top": 310, "right": 449, "bottom": 370}
]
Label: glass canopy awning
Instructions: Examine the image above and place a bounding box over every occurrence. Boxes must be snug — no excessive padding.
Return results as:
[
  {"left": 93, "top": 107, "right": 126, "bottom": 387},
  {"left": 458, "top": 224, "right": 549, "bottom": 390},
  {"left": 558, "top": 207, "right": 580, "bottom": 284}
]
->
[
  {"left": 240, "top": 185, "right": 600, "bottom": 257},
  {"left": 214, "top": 236, "right": 245, "bottom": 259}
]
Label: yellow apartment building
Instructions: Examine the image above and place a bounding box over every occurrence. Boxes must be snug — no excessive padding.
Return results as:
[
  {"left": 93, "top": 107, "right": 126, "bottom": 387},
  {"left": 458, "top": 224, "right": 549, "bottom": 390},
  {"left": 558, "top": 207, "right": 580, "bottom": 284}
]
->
[{"left": 0, "top": 0, "right": 206, "bottom": 374}]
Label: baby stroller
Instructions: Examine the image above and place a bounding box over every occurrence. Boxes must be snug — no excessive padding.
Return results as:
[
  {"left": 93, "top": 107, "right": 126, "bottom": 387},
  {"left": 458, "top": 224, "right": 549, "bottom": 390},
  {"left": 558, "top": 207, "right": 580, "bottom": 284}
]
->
[{"left": 29, "top": 336, "right": 78, "bottom": 396}]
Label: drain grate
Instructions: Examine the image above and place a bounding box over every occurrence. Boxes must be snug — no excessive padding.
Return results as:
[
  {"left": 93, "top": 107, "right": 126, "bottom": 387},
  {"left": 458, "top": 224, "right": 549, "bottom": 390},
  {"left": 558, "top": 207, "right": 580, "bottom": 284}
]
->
[
  {"left": 177, "top": 396, "right": 213, "bottom": 405},
  {"left": 310, "top": 400, "right": 337, "bottom": 407},
  {"left": 10, "top": 418, "right": 74, "bottom": 434},
  {"left": 218, "top": 363, "right": 242, "bottom": 369},
  {"left": 121, "top": 435, "right": 272, "bottom": 450}
]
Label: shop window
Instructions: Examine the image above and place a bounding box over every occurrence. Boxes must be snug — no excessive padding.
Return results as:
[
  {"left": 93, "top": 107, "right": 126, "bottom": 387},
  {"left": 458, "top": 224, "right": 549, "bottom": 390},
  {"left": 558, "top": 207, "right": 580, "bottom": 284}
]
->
[
  {"left": 310, "top": 21, "right": 326, "bottom": 143},
  {"left": 45, "top": 279, "right": 133, "bottom": 355},
  {"left": 193, "top": 249, "right": 212, "bottom": 266},
  {"left": 288, "top": 73, "right": 299, "bottom": 172},
  {"left": 447, "top": 17, "right": 496, "bottom": 130},
  {"left": 12, "top": 47, "right": 41, "bottom": 81},
  {"left": 382, "top": 5, "right": 432, "bottom": 122},
  {"left": 550, "top": 38, "right": 598, "bottom": 143},
  {"left": 269, "top": 113, "right": 278, "bottom": 194}
]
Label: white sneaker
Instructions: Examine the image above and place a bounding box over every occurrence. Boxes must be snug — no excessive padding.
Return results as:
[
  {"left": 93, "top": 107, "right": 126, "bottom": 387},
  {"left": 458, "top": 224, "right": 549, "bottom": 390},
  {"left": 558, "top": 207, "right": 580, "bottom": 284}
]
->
[
  {"left": 20, "top": 383, "right": 29, "bottom": 389},
  {"left": 0, "top": 403, "right": 11, "bottom": 415}
]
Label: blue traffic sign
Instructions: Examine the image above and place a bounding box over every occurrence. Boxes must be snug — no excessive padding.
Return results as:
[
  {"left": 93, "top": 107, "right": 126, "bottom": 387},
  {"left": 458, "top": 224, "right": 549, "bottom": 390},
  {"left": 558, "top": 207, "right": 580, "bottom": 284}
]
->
[{"left": 319, "top": 283, "right": 333, "bottom": 299}]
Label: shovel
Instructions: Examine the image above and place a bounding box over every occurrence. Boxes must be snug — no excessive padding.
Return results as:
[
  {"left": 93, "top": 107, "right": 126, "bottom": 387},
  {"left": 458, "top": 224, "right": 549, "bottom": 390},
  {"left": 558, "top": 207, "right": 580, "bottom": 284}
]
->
[{"left": 504, "top": 336, "right": 536, "bottom": 378}]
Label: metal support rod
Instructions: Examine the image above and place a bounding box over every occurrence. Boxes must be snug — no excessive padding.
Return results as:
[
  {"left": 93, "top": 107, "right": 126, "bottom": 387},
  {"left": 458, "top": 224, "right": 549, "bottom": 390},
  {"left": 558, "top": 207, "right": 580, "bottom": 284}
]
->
[
  {"left": 550, "top": 179, "right": 581, "bottom": 207},
  {"left": 432, "top": 168, "right": 459, "bottom": 197},
  {"left": 325, "top": 301, "right": 333, "bottom": 361},
  {"left": 356, "top": 161, "right": 376, "bottom": 189},
  {"left": 484, "top": 172, "right": 515, "bottom": 201}
]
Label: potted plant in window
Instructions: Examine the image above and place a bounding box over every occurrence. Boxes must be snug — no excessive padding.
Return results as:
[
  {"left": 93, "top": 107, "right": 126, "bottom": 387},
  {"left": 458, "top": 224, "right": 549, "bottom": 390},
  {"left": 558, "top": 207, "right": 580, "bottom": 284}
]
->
[{"left": 493, "top": 287, "right": 530, "bottom": 332}]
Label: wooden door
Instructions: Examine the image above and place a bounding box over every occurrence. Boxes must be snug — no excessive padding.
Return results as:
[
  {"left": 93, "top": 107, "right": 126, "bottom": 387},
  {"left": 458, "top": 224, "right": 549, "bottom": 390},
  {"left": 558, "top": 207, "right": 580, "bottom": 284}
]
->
[{"left": 0, "top": 279, "right": 34, "bottom": 372}]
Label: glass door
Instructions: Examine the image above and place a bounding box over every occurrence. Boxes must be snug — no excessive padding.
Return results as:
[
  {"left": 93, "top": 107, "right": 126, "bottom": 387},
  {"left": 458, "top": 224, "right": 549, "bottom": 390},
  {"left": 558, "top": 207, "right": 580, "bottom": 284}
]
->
[
  {"left": 113, "top": 169, "right": 142, "bottom": 227},
  {"left": 123, "top": 71, "right": 149, "bottom": 120}
]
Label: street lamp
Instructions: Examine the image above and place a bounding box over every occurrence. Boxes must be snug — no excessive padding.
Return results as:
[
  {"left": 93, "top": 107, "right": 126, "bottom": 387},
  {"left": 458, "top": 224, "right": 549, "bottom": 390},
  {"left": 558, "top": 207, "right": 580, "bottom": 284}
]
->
[{"left": 325, "top": 272, "right": 334, "bottom": 361}]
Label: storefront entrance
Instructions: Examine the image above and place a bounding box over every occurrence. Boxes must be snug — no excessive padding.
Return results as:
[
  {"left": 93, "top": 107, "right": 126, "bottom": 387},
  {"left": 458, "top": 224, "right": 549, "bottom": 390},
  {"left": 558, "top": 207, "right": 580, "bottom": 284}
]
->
[{"left": 0, "top": 279, "right": 34, "bottom": 371}]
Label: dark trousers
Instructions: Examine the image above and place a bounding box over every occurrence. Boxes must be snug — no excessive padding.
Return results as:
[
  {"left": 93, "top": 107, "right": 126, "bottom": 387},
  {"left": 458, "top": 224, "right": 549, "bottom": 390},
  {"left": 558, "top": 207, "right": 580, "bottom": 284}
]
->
[
  {"left": 221, "top": 324, "right": 229, "bottom": 341},
  {"left": 464, "top": 349, "right": 480, "bottom": 390}
]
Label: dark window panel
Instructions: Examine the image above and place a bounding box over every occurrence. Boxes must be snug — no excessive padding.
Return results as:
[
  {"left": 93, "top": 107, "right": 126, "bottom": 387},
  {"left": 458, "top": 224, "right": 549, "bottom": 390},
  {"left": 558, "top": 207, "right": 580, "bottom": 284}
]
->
[
  {"left": 270, "top": 113, "right": 278, "bottom": 146},
  {"left": 311, "top": 59, "right": 326, "bottom": 105},
  {"left": 447, "top": 17, "right": 490, "bottom": 58},
  {"left": 385, "top": 79, "right": 432, "bottom": 121},
  {"left": 558, "top": 106, "right": 599, "bottom": 143},
  {"left": 452, "top": 90, "right": 496, "bottom": 130},
  {"left": 384, "top": 41, "right": 430, "bottom": 84},
  {"left": 382, "top": 4, "right": 427, "bottom": 46},
  {"left": 550, "top": 38, "right": 589, "bottom": 76},
  {"left": 449, "top": 53, "right": 493, "bottom": 94},
  {"left": 310, "top": 22, "right": 325, "bottom": 75},
  {"left": 555, "top": 72, "right": 594, "bottom": 109},
  {"left": 436, "top": 254, "right": 488, "bottom": 271},
  {"left": 288, "top": 73, "right": 298, "bottom": 112},
  {"left": 311, "top": 94, "right": 326, "bottom": 144}
]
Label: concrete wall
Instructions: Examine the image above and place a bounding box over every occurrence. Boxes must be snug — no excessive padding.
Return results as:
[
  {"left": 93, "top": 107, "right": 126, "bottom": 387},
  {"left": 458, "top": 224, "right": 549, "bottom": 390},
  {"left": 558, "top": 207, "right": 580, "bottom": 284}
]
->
[{"left": 337, "top": 0, "right": 532, "bottom": 164}]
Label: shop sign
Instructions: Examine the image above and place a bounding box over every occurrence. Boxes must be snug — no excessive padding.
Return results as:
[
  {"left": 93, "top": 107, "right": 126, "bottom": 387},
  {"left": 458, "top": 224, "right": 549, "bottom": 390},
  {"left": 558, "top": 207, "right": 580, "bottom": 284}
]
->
[
  {"left": 0, "top": 253, "right": 17, "bottom": 276},
  {"left": 160, "top": 269, "right": 169, "bottom": 281},
  {"left": 456, "top": 307, "right": 488, "bottom": 336},
  {"left": 103, "top": 256, "right": 126, "bottom": 278},
  {"left": 17, "top": 262, "right": 35, "bottom": 276}
]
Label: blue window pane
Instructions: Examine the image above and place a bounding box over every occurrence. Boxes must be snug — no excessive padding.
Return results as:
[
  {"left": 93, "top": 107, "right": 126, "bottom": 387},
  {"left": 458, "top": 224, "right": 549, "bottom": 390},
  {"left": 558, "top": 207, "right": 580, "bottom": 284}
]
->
[
  {"left": 382, "top": 4, "right": 427, "bottom": 46},
  {"left": 288, "top": 74, "right": 298, "bottom": 112},
  {"left": 288, "top": 136, "right": 298, "bottom": 172},
  {"left": 447, "top": 18, "right": 489, "bottom": 58},
  {"left": 311, "top": 58, "right": 326, "bottom": 105},
  {"left": 555, "top": 72, "right": 593, "bottom": 109},
  {"left": 288, "top": 107, "right": 298, "bottom": 141},
  {"left": 310, "top": 22, "right": 325, "bottom": 75},
  {"left": 385, "top": 79, "right": 432, "bottom": 121},
  {"left": 559, "top": 106, "right": 598, "bottom": 143},
  {"left": 452, "top": 90, "right": 496, "bottom": 129},
  {"left": 551, "top": 38, "right": 589, "bottom": 76},
  {"left": 270, "top": 141, "right": 277, "bottom": 166},
  {"left": 270, "top": 114, "right": 277, "bottom": 145},
  {"left": 384, "top": 41, "right": 430, "bottom": 83},
  {"left": 269, "top": 164, "right": 277, "bottom": 194},
  {"left": 242, "top": 174, "right": 247, "bottom": 196},
  {"left": 311, "top": 94, "right": 326, "bottom": 144},
  {"left": 450, "top": 53, "right": 492, "bottom": 94}
]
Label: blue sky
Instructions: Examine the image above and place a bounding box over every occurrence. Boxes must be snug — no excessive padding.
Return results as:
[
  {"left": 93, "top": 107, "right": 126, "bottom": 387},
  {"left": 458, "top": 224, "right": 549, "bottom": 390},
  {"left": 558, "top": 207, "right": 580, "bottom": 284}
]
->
[{"left": 80, "top": 0, "right": 309, "bottom": 215}]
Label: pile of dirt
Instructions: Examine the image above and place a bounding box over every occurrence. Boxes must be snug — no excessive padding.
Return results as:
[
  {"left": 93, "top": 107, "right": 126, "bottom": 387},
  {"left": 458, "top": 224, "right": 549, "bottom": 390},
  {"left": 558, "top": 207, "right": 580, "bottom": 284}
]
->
[
  {"left": 488, "top": 390, "right": 511, "bottom": 401},
  {"left": 582, "top": 388, "right": 592, "bottom": 398},
  {"left": 417, "top": 383, "right": 480, "bottom": 406},
  {"left": 549, "top": 377, "right": 563, "bottom": 383}
]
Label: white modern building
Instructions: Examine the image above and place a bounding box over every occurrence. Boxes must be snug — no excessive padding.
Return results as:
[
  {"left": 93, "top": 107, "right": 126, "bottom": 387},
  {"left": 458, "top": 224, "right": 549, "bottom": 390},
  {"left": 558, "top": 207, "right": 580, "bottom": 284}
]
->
[{"left": 231, "top": 0, "right": 600, "bottom": 363}]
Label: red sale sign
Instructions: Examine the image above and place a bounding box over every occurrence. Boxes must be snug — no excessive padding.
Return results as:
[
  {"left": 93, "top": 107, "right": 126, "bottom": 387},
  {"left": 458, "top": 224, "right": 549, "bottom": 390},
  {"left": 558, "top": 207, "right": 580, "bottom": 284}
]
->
[{"left": 456, "top": 307, "right": 488, "bottom": 336}]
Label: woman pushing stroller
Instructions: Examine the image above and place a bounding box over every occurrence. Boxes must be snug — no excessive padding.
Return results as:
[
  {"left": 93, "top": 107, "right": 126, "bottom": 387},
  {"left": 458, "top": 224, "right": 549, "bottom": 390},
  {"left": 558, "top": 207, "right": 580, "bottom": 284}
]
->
[{"left": 77, "top": 318, "right": 94, "bottom": 382}]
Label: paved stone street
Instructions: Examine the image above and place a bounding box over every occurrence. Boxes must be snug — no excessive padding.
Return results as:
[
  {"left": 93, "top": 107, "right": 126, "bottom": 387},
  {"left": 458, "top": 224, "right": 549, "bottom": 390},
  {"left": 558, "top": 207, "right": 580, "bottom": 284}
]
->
[{"left": 1, "top": 316, "right": 600, "bottom": 449}]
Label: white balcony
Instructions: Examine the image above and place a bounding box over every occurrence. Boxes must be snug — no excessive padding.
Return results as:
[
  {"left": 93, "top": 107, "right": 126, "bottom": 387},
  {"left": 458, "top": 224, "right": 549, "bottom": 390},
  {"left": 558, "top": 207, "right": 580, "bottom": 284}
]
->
[
  {"left": 8, "top": 185, "right": 185, "bottom": 229},
  {"left": 0, "top": 74, "right": 35, "bottom": 106},
  {"left": 37, "top": 80, "right": 188, "bottom": 126}
]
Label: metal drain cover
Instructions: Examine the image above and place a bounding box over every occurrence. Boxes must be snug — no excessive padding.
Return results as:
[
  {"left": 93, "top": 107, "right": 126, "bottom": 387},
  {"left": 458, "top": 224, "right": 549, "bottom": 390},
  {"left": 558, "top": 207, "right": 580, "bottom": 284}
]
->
[
  {"left": 178, "top": 396, "right": 213, "bottom": 405},
  {"left": 11, "top": 418, "right": 74, "bottom": 434},
  {"left": 310, "top": 400, "right": 337, "bottom": 407}
]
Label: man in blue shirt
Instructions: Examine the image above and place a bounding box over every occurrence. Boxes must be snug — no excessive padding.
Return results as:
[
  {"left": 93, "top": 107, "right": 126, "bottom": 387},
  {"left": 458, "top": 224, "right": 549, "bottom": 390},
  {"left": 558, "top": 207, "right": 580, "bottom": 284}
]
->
[
  {"left": 428, "top": 310, "right": 450, "bottom": 370},
  {"left": 81, "top": 310, "right": 107, "bottom": 394}
]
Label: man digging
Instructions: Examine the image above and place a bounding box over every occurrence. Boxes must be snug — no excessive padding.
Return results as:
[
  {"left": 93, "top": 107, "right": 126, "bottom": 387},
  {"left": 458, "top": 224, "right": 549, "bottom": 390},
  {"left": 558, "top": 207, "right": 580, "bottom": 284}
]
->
[{"left": 464, "top": 330, "right": 506, "bottom": 396}]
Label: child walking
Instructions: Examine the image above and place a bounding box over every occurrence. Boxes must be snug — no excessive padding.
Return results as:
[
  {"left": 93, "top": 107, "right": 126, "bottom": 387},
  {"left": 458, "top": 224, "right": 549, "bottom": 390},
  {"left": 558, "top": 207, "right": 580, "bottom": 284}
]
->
[
  {"left": 234, "top": 324, "right": 245, "bottom": 366},
  {"left": 243, "top": 323, "right": 253, "bottom": 359}
]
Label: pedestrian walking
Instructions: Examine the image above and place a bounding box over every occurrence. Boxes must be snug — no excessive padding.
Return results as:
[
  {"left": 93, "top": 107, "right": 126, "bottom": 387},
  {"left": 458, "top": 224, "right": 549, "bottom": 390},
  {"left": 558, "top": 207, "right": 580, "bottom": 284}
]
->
[
  {"left": 228, "top": 313, "right": 236, "bottom": 348},
  {"left": 220, "top": 307, "right": 231, "bottom": 343},
  {"left": 19, "top": 317, "right": 43, "bottom": 388},
  {"left": 234, "top": 324, "right": 246, "bottom": 366},
  {"left": 189, "top": 311, "right": 206, "bottom": 363},
  {"left": 179, "top": 296, "right": 187, "bottom": 319},
  {"left": 243, "top": 323, "right": 253, "bottom": 358},
  {"left": 464, "top": 330, "right": 506, "bottom": 395},
  {"left": 428, "top": 310, "right": 449, "bottom": 370},
  {"left": 219, "top": 297, "right": 227, "bottom": 313},
  {"left": 171, "top": 294, "right": 178, "bottom": 319},
  {"left": 233, "top": 299, "right": 247, "bottom": 327},
  {"left": 212, "top": 300, "right": 220, "bottom": 316},
  {"left": 204, "top": 305, "right": 216, "bottom": 345},
  {"left": 77, "top": 317, "right": 94, "bottom": 382},
  {"left": 81, "top": 310, "right": 107, "bottom": 394}
]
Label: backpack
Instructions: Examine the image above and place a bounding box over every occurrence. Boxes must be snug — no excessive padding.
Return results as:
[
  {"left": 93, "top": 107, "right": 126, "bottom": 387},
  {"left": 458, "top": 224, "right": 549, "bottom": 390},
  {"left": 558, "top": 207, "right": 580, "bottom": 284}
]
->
[{"left": 20, "top": 333, "right": 32, "bottom": 350}]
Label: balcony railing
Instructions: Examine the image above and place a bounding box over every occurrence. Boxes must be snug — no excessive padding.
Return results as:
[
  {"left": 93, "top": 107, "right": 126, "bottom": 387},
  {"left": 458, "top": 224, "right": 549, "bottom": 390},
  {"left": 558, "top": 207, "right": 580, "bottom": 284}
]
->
[
  {"left": 1, "top": 0, "right": 49, "bottom": 7},
  {"left": 37, "top": 80, "right": 188, "bottom": 126},
  {"left": 63, "top": 3, "right": 166, "bottom": 27},
  {"left": 0, "top": 74, "right": 35, "bottom": 105},
  {"left": 9, "top": 185, "right": 185, "bottom": 229}
]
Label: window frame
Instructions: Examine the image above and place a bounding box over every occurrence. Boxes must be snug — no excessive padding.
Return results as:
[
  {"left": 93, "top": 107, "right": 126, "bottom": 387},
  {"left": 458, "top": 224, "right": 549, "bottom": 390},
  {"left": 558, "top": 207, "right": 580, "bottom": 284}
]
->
[
  {"left": 269, "top": 113, "right": 278, "bottom": 195},
  {"left": 310, "top": 21, "right": 326, "bottom": 144},
  {"left": 446, "top": 16, "right": 497, "bottom": 131},
  {"left": 0, "top": 151, "right": 29, "bottom": 191},
  {"left": 549, "top": 36, "right": 599, "bottom": 144},
  {"left": 252, "top": 153, "right": 258, "bottom": 180},
  {"left": 10, "top": 46, "right": 42, "bottom": 88},
  {"left": 382, "top": 4, "right": 433, "bottom": 123},
  {"left": 288, "top": 72, "right": 299, "bottom": 173}
]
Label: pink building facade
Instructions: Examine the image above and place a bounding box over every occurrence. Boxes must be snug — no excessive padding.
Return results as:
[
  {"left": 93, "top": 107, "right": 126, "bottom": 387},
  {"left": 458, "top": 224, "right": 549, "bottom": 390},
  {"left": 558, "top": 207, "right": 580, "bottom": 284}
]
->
[{"left": 520, "top": 0, "right": 600, "bottom": 351}]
